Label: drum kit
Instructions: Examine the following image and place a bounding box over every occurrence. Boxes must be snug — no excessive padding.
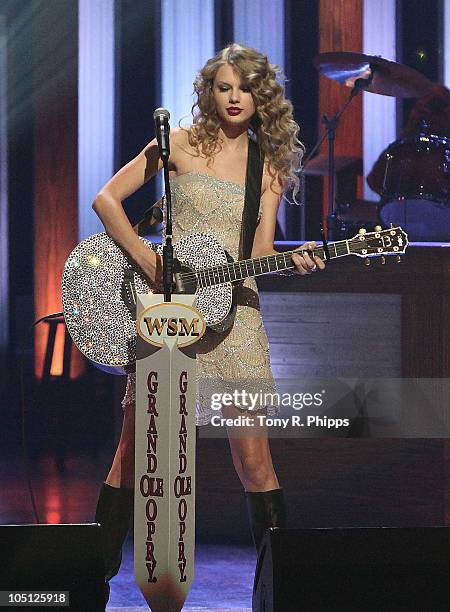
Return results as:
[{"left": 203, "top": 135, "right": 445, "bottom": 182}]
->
[{"left": 312, "top": 52, "right": 450, "bottom": 242}]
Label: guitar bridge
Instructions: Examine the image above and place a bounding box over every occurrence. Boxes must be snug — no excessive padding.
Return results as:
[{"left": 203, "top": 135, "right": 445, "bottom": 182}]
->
[
  {"left": 174, "top": 272, "right": 185, "bottom": 293},
  {"left": 121, "top": 268, "right": 137, "bottom": 314}
]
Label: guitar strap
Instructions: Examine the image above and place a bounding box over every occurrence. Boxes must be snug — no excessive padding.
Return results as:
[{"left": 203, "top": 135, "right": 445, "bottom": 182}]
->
[{"left": 241, "top": 137, "right": 265, "bottom": 260}]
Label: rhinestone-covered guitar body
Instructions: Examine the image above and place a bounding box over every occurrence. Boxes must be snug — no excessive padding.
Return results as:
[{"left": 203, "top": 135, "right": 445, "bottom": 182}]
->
[{"left": 62, "top": 232, "right": 233, "bottom": 374}]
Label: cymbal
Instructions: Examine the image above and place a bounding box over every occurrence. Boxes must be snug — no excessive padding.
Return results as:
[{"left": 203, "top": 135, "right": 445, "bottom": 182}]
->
[{"left": 313, "top": 52, "right": 434, "bottom": 98}]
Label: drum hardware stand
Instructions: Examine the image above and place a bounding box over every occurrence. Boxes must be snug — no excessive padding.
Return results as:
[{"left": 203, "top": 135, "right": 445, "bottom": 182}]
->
[
  {"left": 322, "top": 76, "right": 373, "bottom": 241},
  {"left": 320, "top": 225, "right": 331, "bottom": 261},
  {"left": 302, "top": 74, "right": 373, "bottom": 243}
]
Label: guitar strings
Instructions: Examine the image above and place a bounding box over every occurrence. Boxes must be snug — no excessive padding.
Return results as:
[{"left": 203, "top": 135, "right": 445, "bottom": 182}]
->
[
  {"left": 178, "top": 243, "right": 336, "bottom": 283},
  {"left": 180, "top": 248, "right": 378, "bottom": 286},
  {"left": 179, "top": 248, "right": 319, "bottom": 285},
  {"left": 178, "top": 234, "right": 398, "bottom": 286}
]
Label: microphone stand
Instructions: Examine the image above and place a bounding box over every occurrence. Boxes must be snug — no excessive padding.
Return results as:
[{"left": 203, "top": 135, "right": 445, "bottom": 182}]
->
[
  {"left": 153, "top": 109, "right": 173, "bottom": 301},
  {"left": 161, "top": 156, "right": 173, "bottom": 302}
]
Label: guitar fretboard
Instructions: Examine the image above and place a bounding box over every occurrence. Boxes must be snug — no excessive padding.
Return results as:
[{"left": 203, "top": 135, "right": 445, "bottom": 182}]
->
[{"left": 185, "top": 239, "right": 353, "bottom": 288}]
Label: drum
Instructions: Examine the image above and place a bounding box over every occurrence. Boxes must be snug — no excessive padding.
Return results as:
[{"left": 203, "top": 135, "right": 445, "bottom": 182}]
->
[{"left": 379, "top": 134, "right": 450, "bottom": 241}]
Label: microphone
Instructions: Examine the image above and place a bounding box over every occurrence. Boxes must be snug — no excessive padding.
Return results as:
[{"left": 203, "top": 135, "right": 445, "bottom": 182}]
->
[{"left": 153, "top": 107, "right": 170, "bottom": 160}]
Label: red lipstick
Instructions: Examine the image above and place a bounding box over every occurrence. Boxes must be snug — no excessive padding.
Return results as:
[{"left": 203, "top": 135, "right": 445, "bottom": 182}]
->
[{"left": 227, "top": 108, "right": 242, "bottom": 116}]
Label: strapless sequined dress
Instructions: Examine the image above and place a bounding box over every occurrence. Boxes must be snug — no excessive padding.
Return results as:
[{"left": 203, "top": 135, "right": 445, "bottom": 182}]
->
[{"left": 122, "top": 172, "right": 277, "bottom": 425}]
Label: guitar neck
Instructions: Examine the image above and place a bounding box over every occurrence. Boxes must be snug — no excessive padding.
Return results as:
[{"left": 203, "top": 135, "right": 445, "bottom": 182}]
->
[{"left": 194, "top": 239, "right": 351, "bottom": 286}]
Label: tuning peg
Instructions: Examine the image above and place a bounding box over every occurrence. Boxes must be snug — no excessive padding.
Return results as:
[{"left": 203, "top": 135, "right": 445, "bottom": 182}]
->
[
  {"left": 381, "top": 256, "right": 386, "bottom": 265},
  {"left": 396, "top": 255, "right": 402, "bottom": 263},
  {"left": 365, "top": 258, "right": 370, "bottom": 266},
  {"left": 390, "top": 223, "right": 394, "bottom": 228},
  {"left": 358, "top": 228, "right": 367, "bottom": 235},
  {"left": 375, "top": 225, "right": 382, "bottom": 232}
]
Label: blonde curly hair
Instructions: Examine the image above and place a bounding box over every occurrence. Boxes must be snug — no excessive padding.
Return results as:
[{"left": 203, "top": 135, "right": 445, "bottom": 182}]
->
[{"left": 188, "top": 43, "right": 304, "bottom": 199}]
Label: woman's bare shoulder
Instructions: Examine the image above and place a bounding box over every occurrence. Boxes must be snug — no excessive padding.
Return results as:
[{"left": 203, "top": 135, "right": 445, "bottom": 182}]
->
[
  {"left": 170, "top": 126, "right": 197, "bottom": 169},
  {"left": 170, "top": 126, "right": 193, "bottom": 147}
]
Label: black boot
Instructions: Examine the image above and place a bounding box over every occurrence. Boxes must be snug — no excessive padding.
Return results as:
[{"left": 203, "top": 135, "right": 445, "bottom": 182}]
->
[
  {"left": 245, "top": 488, "right": 286, "bottom": 551},
  {"left": 95, "top": 483, "right": 134, "bottom": 601}
]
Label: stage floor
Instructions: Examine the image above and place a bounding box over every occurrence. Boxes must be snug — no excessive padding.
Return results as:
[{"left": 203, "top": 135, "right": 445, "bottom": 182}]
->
[
  {"left": 108, "top": 539, "right": 253, "bottom": 610},
  {"left": 108, "top": 609, "right": 250, "bottom": 611},
  {"left": 0, "top": 446, "right": 255, "bottom": 610}
]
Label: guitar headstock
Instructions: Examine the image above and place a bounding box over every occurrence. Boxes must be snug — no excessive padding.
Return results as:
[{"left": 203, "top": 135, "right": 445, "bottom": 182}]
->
[{"left": 348, "top": 226, "right": 409, "bottom": 258}]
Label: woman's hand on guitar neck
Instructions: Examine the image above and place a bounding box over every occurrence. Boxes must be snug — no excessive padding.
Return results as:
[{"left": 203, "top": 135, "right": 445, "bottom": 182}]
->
[{"left": 291, "top": 241, "right": 325, "bottom": 275}]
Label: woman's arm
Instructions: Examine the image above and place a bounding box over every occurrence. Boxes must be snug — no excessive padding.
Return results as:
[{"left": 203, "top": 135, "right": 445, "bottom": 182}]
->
[
  {"left": 92, "top": 129, "right": 184, "bottom": 283},
  {"left": 251, "top": 168, "right": 325, "bottom": 274},
  {"left": 92, "top": 138, "right": 163, "bottom": 283}
]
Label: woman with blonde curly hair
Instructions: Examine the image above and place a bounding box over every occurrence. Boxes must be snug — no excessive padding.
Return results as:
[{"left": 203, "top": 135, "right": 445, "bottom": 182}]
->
[{"left": 92, "top": 43, "right": 325, "bottom": 599}]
